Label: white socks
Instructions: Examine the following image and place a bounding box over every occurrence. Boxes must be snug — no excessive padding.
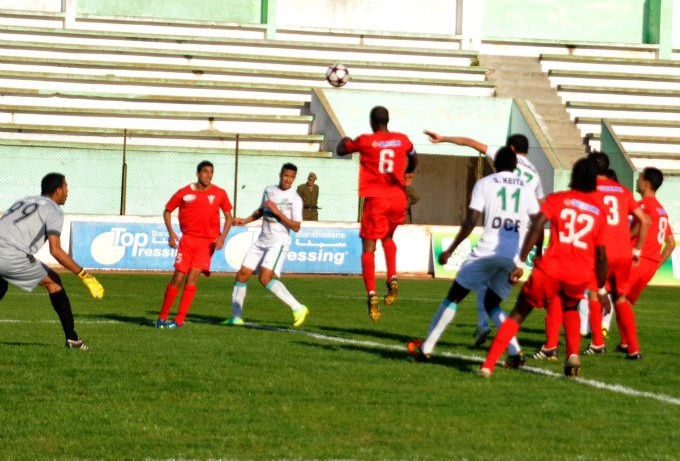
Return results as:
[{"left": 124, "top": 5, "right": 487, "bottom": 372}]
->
[
  {"left": 422, "top": 300, "right": 458, "bottom": 355},
  {"left": 266, "top": 279, "right": 302, "bottom": 310},
  {"left": 231, "top": 281, "right": 247, "bottom": 318}
]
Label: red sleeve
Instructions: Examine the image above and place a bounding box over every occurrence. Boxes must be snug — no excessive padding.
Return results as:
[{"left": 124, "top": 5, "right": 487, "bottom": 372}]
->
[
  {"left": 344, "top": 136, "right": 362, "bottom": 154},
  {"left": 165, "top": 187, "right": 184, "bottom": 212},
  {"left": 540, "top": 194, "right": 556, "bottom": 221},
  {"left": 220, "top": 189, "right": 233, "bottom": 213}
]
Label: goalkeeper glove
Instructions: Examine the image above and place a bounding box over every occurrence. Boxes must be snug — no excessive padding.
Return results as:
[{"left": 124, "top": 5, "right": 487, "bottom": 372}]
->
[{"left": 77, "top": 269, "right": 104, "bottom": 299}]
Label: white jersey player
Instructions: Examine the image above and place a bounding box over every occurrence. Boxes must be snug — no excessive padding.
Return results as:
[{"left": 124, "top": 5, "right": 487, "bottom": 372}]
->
[
  {"left": 424, "top": 130, "right": 546, "bottom": 344},
  {"left": 0, "top": 173, "right": 104, "bottom": 349},
  {"left": 408, "top": 147, "right": 539, "bottom": 364},
  {"left": 223, "top": 163, "right": 309, "bottom": 328}
]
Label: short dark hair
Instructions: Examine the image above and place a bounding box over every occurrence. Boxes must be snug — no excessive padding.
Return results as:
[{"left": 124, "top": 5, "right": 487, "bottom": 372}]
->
[
  {"left": 642, "top": 167, "right": 664, "bottom": 191},
  {"left": 569, "top": 157, "right": 597, "bottom": 192},
  {"left": 196, "top": 160, "right": 214, "bottom": 173},
  {"left": 41, "top": 173, "right": 65, "bottom": 196},
  {"left": 588, "top": 151, "right": 609, "bottom": 175},
  {"left": 493, "top": 146, "right": 517, "bottom": 173},
  {"left": 281, "top": 162, "right": 298, "bottom": 174},
  {"left": 604, "top": 168, "right": 618, "bottom": 182},
  {"left": 370, "top": 106, "right": 389, "bottom": 126},
  {"left": 506, "top": 134, "right": 529, "bottom": 154}
]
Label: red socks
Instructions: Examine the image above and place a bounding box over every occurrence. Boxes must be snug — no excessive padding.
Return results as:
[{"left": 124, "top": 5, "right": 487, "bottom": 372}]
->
[
  {"left": 482, "top": 318, "right": 520, "bottom": 372},
  {"left": 174, "top": 284, "right": 197, "bottom": 326},
  {"left": 382, "top": 239, "right": 397, "bottom": 281},
  {"left": 588, "top": 299, "right": 605, "bottom": 346},
  {"left": 544, "top": 297, "right": 563, "bottom": 349},
  {"left": 361, "top": 252, "right": 376, "bottom": 294},
  {"left": 615, "top": 299, "right": 640, "bottom": 354},
  {"left": 563, "top": 309, "right": 581, "bottom": 357},
  {"left": 158, "top": 283, "right": 179, "bottom": 320}
]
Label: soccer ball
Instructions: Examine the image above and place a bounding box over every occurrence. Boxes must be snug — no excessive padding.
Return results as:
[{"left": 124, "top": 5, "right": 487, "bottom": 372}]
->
[{"left": 325, "top": 64, "right": 350, "bottom": 87}]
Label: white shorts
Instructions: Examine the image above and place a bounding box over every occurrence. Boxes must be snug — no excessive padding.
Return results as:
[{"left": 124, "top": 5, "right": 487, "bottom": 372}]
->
[
  {"left": 0, "top": 242, "right": 47, "bottom": 292},
  {"left": 455, "top": 254, "right": 515, "bottom": 300},
  {"left": 240, "top": 239, "right": 288, "bottom": 277}
]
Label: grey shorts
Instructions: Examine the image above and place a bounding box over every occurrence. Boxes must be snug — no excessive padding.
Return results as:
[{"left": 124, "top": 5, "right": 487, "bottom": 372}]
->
[{"left": 0, "top": 243, "right": 47, "bottom": 292}]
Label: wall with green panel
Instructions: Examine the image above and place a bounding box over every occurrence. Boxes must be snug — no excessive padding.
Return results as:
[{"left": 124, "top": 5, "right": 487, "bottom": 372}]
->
[
  {"left": 76, "top": 0, "right": 262, "bottom": 23},
  {"left": 482, "top": 0, "right": 652, "bottom": 43}
]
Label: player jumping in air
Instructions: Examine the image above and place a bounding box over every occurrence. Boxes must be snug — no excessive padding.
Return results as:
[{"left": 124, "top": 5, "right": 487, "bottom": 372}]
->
[{"left": 337, "top": 106, "right": 417, "bottom": 321}]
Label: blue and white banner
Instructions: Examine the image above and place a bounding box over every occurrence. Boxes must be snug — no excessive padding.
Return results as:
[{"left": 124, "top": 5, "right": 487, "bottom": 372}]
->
[{"left": 71, "top": 222, "right": 362, "bottom": 274}]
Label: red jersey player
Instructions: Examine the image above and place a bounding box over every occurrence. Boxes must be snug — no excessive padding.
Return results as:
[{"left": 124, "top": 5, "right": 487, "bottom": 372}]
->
[
  {"left": 336, "top": 106, "right": 417, "bottom": 321},
  {"left": 582, "top": 152, "right": 649, "bottom": 358},
  {"left": 480, "top": 157, "right": 609, "bottom": 378},
  {"left": 624, "top": 167, "right": 676, "bottom": 350},
  {"left": 155, "top": 160, "right": 233, "bottom": 328}
]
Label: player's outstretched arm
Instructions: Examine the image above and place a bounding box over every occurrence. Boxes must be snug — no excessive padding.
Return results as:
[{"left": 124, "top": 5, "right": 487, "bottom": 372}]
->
[
  {"left": 423, "top": 130, "right": 488, "bottom": 155},
  {"left": 47, "top": 234, "right": 104, "bottom": 299}
]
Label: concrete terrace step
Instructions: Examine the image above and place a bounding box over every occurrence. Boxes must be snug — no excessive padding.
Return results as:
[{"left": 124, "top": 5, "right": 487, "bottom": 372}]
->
[
  {"left": 0, "top": 68, "right": 495, "bottom": 100},
  {"left": 0, "top": 53, "right": 487, "bottom": 83},
  {"left": 0, "top": 104, "right": 314, "bottom": 134},
  {"left": 0, "top": 25, "right": 478, "bottom": 67},
  {"left": 540, "top": 53, "right": 680, "bottom": 76},
  {"left": 588, "top": 133, "right": 680, "bottom": 155},
  {"left": 0, "top": 123, "right": 327, "bottom": 154},
  {"left": 481, "top": 38, "right": 657, "bottom": 59},
  {"left": 0, "top": 87, "right": 308, "bottom": 116},
  {"left": 547, "top": 69, "right": 680, "bottom": 91},
  {"left": 566, "top": 101, "right": 680, "bottom": 122},
  {"left": 574, "top": 117, "right": 680, "bottom": 138},
  {"left": 557, "top": 84, "right": 680, "bottom": 107}
]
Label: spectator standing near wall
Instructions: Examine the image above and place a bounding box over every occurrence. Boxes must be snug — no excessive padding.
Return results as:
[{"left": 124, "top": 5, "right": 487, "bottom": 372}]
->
[{"left": 297, "top": 172, "right": 320, "bottom": 221}]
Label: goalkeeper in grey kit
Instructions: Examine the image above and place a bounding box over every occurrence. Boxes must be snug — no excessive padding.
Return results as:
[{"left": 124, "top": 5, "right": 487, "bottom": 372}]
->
[{"left": 0, "top": 173, "right": 104, "bottom": 350}]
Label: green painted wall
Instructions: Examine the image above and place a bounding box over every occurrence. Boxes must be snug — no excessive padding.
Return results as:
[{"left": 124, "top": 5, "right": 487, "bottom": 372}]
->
[
  {"left": 482, "top": 0, "right": 650, "bottom": 43},
  {"left": 77, "top": 0, "right": 262, "bottom": 23}
]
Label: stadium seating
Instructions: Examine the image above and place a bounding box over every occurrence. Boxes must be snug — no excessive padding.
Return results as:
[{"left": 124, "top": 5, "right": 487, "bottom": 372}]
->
[
  {"left": 541, "top": 53, "right": 680, "bottom": 172},
  {"left": 0, "top": 22, "right": 493, "bottom": 156}
]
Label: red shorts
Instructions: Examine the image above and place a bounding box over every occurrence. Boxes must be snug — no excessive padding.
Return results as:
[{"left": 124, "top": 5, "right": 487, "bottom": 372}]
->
[
  {"left": 360, "top": 194, "right": 407, "bottom": 240},
  {"left": 522, "top": 266, "right": 588, "bottom": 310},
  {"left": 174, "top": 234, "right": 216, "bottom": 276},
  {"left": 589, "top": 256, "right": 632, "bottom": 297},
  {"left": 627, "top": 257, "right": 658, "bottom": 304}
]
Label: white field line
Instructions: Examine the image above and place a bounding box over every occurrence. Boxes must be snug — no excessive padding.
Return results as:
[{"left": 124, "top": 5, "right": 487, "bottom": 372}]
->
[
  {"left": 255, "top": 324, "right": 680, "bottom": 408},
  {"left": 3, "top": 317, "right": 680, "bottom": 407}
]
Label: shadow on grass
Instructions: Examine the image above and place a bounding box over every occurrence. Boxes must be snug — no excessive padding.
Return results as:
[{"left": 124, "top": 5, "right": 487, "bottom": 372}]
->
[
  {"left": 296, "top": 339, "right": 477, "bottom": 373},
  {"left": 0, "top": 340, "right": 51, "bottom": 347}
]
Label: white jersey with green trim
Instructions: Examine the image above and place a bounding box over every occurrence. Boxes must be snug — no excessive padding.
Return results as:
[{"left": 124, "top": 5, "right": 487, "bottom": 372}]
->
[
  {"left": 468, "top": 171, "right": 540, "bottom": 260},
  {"left": 486, "top": 149, "right": 544, "bottom": 200},
  {"left": 0, "top": 195, "right": 63, "bottom": 255},
  {"left": 257, "top": 185, "right": 303, "bottom": 246}
]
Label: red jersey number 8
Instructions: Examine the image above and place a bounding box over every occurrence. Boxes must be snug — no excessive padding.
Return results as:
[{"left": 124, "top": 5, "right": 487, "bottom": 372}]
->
[
  {"left": 379, "top": 149, "right": 395, "bottom": 174},
  {"left": 558, "top": 208, "right": 595, "bottom": 249}
]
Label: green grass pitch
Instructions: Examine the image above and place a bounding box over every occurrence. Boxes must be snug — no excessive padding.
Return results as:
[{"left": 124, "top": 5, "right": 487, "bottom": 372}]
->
[{"left": 1, "top": 273, "right": 679, "bottom": 460}]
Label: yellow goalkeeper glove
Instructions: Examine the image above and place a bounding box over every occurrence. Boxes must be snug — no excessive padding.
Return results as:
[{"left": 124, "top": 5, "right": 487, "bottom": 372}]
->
[{"left": 77, "top": 269, "right": 104, "bottom": 299}]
